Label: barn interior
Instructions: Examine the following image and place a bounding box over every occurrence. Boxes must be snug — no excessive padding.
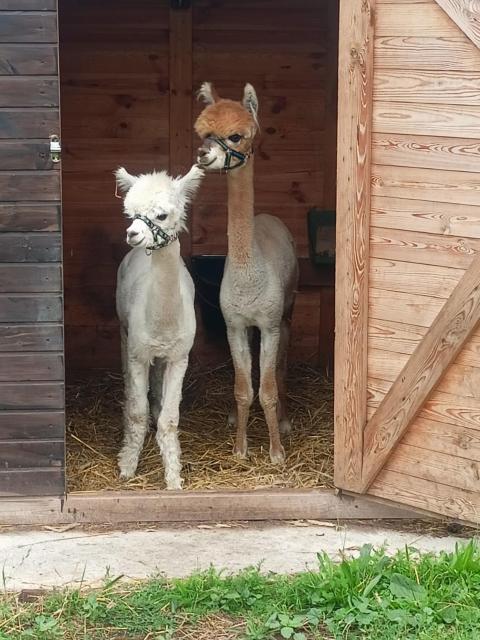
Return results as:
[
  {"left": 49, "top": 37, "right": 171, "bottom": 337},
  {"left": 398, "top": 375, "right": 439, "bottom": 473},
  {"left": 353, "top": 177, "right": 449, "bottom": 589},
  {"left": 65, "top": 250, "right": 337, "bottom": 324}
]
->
[{"left": 58, "top": 0, "right": 338, "bottom": 492}]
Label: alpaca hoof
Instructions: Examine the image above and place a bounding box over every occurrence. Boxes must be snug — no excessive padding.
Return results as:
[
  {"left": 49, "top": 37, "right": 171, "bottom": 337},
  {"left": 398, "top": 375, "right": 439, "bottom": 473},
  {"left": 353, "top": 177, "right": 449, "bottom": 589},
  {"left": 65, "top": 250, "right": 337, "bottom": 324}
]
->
[
  {"left": 269, "top": 446, "right": 286, "bottom": 465},
  {"left": 279, "top": 418, "right": 292, "bottom": 435},
  {"left": 166, "top": 477, "right": 183, "bottom": 491},
  {"left": 227, "top": 409, "right": 236, "bottom": 427},
  {"left": 233, "top": 444, "right": 248, "bottom": 459},
  {"left": 118, "top": 450, "right": 138, "bottom": 480},
  {"left": 119, "top": 467, "right": 136, "bottom": 481}
]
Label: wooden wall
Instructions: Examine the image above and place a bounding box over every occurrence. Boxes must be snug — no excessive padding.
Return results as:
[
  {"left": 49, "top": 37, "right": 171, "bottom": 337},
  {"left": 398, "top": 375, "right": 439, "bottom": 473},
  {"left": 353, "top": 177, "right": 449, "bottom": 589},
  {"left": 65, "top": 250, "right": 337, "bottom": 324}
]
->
[
  {"left": 60, "top": 0, "right": 338, "bottom": 375},
  {"left": 367, "top": 0, "right": 480, "bottom": 520},
  {"left": 0, "top": 0, "right": 65, "bottom": 496}
]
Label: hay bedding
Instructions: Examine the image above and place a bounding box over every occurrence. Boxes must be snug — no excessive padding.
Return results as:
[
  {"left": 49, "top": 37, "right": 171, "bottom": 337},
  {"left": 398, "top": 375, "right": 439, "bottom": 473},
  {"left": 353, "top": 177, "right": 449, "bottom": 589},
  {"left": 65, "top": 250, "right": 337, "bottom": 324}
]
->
[{"left": 66, "top": 363, "right": 334, "bottom": 492}]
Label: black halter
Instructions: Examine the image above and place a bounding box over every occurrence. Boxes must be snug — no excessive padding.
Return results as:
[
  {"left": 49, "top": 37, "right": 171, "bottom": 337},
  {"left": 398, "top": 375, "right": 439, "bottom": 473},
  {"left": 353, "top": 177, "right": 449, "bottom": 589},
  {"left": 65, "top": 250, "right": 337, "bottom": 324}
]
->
[
  {"left": 211, "top": 136, "right": 252, "bottom": 171},
  {"left": 133, "top": 214, "right": 177, "bottom": 254}
]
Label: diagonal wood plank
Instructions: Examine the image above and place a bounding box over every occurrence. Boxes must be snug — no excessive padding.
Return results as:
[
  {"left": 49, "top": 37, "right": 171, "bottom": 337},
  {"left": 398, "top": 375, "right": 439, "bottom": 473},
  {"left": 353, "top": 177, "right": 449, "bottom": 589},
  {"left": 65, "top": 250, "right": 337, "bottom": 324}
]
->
[
  {"left": 434, "top": 0, "right": 480, "bottom": 50},
  {"left": 334, "top": 0, "right": 375, "bottom": 491},
  {"left": 360, "top": 251, "right": 480, "bottom": 493}
]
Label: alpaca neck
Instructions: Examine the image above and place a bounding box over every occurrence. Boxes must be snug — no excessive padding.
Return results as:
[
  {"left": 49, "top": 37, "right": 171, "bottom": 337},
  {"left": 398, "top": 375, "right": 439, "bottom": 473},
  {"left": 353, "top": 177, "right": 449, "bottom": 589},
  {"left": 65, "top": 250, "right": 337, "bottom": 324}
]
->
[
  {"left": 227, "top": 158, "right": 255, "bottom": 265},
  {"left": 147, "top": 239, "right": 182, "bottom": 327}
]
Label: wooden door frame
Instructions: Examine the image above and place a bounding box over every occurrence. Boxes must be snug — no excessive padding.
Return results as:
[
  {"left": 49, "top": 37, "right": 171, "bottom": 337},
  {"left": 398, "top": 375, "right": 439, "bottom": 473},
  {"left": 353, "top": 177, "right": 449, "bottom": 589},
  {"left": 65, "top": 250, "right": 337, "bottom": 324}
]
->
[
  {"left": 334, "top": 0, "right": 375, "bottom": 493},
  {"left": 334, "top": 0, "right": 480, "bottom": 495}
]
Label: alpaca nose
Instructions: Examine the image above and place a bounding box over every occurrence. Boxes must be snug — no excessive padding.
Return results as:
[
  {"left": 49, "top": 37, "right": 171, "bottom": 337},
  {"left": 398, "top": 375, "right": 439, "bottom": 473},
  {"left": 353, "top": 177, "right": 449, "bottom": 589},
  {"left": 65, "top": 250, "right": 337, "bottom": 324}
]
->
[
  {"left": 198, "top": 147, "right": 209, "bottom": 158},
  {"left": 127, "top": 228, "right": 140, "bottom": 241}
]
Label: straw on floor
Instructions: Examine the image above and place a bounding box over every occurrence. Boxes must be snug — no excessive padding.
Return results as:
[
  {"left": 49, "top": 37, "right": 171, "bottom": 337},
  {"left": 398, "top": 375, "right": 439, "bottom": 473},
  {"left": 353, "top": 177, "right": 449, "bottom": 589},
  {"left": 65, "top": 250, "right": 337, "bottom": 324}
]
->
[{"left": 66, "top": 363, "right": 334, "bottom": 492}]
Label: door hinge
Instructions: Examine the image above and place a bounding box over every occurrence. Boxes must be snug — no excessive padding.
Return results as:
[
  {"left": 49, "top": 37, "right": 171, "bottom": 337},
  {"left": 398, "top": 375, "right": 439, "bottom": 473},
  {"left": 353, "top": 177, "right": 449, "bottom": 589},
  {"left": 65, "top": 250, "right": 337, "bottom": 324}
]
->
[{"left": 49, "top": 134, "right": 61, "bottom": 163}]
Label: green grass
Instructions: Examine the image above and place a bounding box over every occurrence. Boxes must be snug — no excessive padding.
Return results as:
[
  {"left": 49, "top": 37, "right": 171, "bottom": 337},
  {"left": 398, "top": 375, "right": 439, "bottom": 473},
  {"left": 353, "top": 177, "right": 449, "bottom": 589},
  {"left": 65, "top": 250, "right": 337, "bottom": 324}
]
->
[{"left": 1, "top": 541, "right": 480, "bottom": 639}]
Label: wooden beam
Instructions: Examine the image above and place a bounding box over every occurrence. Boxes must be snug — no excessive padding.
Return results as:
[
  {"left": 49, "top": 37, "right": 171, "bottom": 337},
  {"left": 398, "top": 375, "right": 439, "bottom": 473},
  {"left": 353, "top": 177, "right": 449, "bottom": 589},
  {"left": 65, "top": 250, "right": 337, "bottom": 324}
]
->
[
  {"left": 169, "top": 3, "right": 193, "bottom": 257},
  {"left": 334, "top": 0, "right": 375, "bottom": 491},
  {"left": 361, "top": 252, "right": 480, "bottom": 492},
  {"left": 0, "top": 489, "right": 421, "bottom": 526},
  {"left": 434, "top": 0, "right": 480, "bottom": 50}
]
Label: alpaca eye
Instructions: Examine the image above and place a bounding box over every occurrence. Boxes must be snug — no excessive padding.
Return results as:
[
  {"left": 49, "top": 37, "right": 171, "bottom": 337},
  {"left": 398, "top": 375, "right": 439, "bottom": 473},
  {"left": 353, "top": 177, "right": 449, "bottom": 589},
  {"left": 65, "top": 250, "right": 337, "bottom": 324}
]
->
[
  {"left": 228, "top": 134, "right": 242, "bottom": 143},
  {"left": 157, "top": 213, "right": 168, "bottom": 221}
]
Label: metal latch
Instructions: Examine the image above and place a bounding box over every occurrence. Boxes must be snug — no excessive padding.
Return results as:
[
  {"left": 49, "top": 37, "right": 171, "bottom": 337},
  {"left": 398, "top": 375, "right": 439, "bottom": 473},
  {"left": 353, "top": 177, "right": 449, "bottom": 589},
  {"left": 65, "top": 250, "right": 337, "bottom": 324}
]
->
[{"left": 49, "top": 134, "right": 61, "bottom": 163}]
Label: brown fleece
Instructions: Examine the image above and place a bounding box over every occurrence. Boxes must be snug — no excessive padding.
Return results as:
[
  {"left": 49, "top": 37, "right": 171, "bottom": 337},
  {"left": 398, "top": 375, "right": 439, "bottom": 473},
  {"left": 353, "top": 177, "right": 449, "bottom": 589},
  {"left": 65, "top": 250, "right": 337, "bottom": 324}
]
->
[{"left": 194, "top": 99, "right": 256, "bottom": 141}]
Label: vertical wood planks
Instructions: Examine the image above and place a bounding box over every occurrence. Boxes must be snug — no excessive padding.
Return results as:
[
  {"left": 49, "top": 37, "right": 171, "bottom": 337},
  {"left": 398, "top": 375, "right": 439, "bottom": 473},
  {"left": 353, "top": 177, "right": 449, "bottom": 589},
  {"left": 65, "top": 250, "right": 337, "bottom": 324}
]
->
[
  {"left": 334, "top": 0, "right": 375, "bottom": 491},
  {"left": 169, "top": 4, "right": 193, "bottom": 257},
  {"left": 0, "top": 0, "right": 65, "bottom": 497}
]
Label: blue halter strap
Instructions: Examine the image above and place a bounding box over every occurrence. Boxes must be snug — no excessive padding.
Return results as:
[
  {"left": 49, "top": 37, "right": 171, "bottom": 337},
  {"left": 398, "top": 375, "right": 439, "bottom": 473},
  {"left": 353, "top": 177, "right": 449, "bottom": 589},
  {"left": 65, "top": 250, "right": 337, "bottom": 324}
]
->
[
  {"left": 211, "top": 136, "right": 252, "bottom": 171},
  {"left": 133, "top": 214, "right": 177, "bottom": 254}
]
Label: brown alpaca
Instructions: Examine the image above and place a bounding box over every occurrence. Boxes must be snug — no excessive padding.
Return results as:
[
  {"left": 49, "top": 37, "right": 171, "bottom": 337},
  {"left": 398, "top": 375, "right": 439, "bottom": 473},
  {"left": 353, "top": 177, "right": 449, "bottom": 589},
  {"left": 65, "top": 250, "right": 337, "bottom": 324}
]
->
[{"left": 195, "top": 82, "right": 299, "bottom": 464}]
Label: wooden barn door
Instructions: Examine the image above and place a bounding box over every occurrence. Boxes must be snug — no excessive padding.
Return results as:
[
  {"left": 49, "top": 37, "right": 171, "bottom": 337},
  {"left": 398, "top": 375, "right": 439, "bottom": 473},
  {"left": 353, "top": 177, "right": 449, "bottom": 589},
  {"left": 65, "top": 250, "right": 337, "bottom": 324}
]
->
[
  {"left": 0, "top": 1, "right": 64, "bottom": 496},
  {"left": 335, "top": 0, "right": 480, "bottom": 523}
]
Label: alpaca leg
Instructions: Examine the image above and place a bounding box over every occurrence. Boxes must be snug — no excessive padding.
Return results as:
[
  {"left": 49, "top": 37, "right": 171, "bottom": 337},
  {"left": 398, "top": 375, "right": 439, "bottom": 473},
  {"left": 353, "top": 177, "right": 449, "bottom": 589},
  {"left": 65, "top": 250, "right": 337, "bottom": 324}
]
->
[
  {"left": 259, "top": 329, "right": 285, "bottom": 464},
  {"left": 118, "top": 357, "right": 149, "bottom": 479},
  {"left": 227, "top": 326, "right": 253, "bottom": 458},
  {"left": 149, "top": 358, "right": 165, "bottom": 425},
  {"left": 120, "top": 326, "right": 128, "bottom": 377},
  {"left": 227, "top": 327, "right": 254, "bottom": 428},
  {"left": 277, "top": 316, "right": 292, "bottom": 435},
  {"left": 156, "top": 357, "right": 188, "bottom": 490}
]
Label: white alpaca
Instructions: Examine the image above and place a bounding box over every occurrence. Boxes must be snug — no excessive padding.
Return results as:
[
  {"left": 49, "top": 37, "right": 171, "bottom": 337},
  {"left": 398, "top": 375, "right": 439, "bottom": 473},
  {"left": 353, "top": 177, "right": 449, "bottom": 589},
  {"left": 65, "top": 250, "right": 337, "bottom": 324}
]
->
[{"left": 114, "top": 164, "right": 204, "bottom": 489}]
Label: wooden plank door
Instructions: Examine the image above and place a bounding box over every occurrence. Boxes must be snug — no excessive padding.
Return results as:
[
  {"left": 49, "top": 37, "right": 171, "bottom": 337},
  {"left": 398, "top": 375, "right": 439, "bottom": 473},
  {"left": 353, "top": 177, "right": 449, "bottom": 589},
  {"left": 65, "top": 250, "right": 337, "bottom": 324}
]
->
[
  {"left": 0, "top": 0, "right": 64, "bottom": 496},
  {"left": 335, "top": 0, "right": 480, "bottom": 524}
]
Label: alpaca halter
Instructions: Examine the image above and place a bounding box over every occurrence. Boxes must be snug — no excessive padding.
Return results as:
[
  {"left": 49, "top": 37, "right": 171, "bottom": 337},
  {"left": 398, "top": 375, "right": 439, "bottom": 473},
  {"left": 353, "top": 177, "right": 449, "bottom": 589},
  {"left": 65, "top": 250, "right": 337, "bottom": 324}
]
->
[
  {"left": 132, "top": 214, "right": 178, "bottom": 254},
  {"left": 211, "top": 135, "right": 252, "bottom": 171}
]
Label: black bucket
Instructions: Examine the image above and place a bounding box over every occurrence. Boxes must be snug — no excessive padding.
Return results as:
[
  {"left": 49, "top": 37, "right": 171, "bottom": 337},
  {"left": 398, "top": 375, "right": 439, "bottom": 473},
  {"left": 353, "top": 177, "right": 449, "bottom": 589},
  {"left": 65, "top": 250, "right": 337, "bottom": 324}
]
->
[{"left": 190, "top": 255, "right": 227, "bottom": 340}]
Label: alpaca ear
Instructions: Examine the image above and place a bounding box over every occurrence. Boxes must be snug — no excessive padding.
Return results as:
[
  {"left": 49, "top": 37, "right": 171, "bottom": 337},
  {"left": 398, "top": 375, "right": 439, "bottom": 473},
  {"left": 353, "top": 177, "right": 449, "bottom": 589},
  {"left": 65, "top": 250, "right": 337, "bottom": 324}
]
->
[
  {"left": 242, "top": 83, "right": 259, "bottom": 118},
  {"left": 114, "top": 167, "right": 137, "bottom": 194},
  {"left": 176, "top": 165, "right": 205, "bottom": 202},
  {"left": 197, "top": 81, "right": 219, "bottom": 105}
]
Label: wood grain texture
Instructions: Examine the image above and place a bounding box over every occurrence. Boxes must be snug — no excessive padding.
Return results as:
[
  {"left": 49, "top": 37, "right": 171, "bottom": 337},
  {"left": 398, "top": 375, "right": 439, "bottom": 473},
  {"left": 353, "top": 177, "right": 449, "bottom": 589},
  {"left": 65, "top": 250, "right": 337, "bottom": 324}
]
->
[
  {"left": 0, "top": 490, "right": 420, "bottom": 526},
  {"left": 373, "top": 102, "right": 480, "bottom": 138},
  {"left": 374, "top": 69, "right": 480, "bottom": 106},
  {"left": 0, "top": 324, "right": 62, "bottom": 351},
  {"left": 0, "top": 76, "right": 58, "bottom": 107},
  {"left": 0, "top": 172, "right": 60, "bottom": 201},
  {"left": 0, "top": 141, "right": 53, "bottom": 170},
  {"left": 0, "top": 204, "right": 60, "bottom": 231},
  {"left": 434, "top": 0, "right": 480, "bottom": 50},
  {"left": 0, "top": 233, "right": 61, "bottom": 262},
  {"left": 361, "top": 253, "right": 480, "bottom": 491},
  {"left": 376, "top": 2, "right": 456, "bottom": 37},
  {"left": 60, "top": 0, "right": 171, "bottom": 372},
  {"left": 370, "top": 227, "right": 480, "bottom": 269},
  {"left": 0, "top": 44, "right": 57, "bottom": 75},
  {"left": 372, "top": 165, "right": 480, "bottom": 206},
  {"left": 368, "top": 349, "right": 480, "bottom": 399},
  {"left": 0, "top": 411, "right": 63, "bottom": 440},
  {"left": 374, "top": 34, "right": 480, "bottom": 71},
  {"left": 0, "top": 468, "right": 64, "bottom": 497},
  {"left": 369, "top": 378, "right": 480, "bottom": 432},
  {"left": 0, "top": 0, "right": 56, "bottom": 8},
  {"left": 370, "top": 257, "right": 463, "bottom": 299},
  {"left": 0, "top": 353, "right": 63, "bottom": 382},
  {"left": 370, "top": 468, "right": 480, "bottom": 524},
  {"left": 0, "top": 382, "right": 64, "bottom": 410},
  {"left": 0, "top": 12, "right": 57, "bottom": 43},
  {"left": 387, "top": 443, "right": 480, "bottom": 493},
  {"left": 0, "top": 264, "right": 61, "bottom": 292},
  {"left": 334, "top": 0, "right": 374, "bottom": 491},
  {"left": 371, "top": 196, "right": 480, "bottom": 237},
  {"left": 0, "top": 440, "right": 63, "bottom": 469},
  {"left": 400, "top": 416, "right": 480, "bottom": 460},
  {"left": 372, "top": 134, "right": 480, "bottom": 172},
  {"left": 0, "top": 294, "right": 62, "bottom": 322},
  {"left": 0, "top": 110, "right": 59, "bottom": 139},
  {"left": 368, "top": 317, "right": 480, "bottom": 366},
  {"left": 169, "top": 5, "right": 192, "bottom": 256}
]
